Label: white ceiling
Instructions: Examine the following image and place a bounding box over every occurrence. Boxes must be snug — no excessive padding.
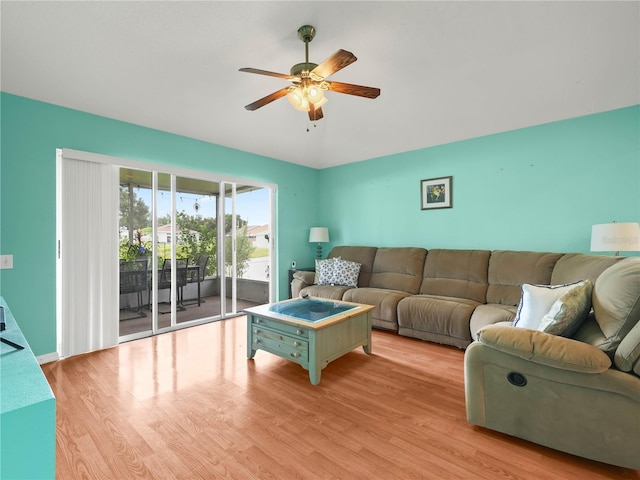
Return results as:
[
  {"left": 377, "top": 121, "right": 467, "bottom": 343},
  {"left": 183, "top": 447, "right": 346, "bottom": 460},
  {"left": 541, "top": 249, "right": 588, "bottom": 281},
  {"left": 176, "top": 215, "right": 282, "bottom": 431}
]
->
[{"left": 2, "top": 1, "right": 638, "bottom": 169}]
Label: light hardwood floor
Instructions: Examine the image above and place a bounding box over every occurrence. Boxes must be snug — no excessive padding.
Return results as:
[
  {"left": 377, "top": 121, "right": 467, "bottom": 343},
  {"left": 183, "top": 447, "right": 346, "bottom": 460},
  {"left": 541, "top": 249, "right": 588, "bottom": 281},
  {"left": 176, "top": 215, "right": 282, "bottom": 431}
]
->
[{"left": 42, "top": 317, "right": 639, "bottom": 480}]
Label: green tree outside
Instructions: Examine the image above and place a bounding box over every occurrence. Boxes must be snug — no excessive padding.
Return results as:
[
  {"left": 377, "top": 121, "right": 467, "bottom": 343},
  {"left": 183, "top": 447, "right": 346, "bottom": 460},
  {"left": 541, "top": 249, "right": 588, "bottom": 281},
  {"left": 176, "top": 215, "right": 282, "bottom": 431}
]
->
[
  {"left": 119, "top": 187, "right": 256, "bottom": 279},
  {"left": 119, "top": 187, "right": 151, "bottom": 231}
]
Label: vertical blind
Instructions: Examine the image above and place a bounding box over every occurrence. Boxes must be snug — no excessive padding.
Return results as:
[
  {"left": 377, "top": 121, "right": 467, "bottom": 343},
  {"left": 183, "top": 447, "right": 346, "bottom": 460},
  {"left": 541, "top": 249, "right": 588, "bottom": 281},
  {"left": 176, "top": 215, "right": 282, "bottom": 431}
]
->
[{"left": 58, "top": 155, "right": 119, "bottom": 357}]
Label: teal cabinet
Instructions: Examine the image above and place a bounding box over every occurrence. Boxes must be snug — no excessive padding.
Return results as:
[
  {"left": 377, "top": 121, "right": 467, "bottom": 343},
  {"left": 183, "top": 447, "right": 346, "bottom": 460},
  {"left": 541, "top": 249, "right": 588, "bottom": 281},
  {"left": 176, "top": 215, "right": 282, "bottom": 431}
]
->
[{"left": 0, "top": 298, "right": 56, "bottom": 479}]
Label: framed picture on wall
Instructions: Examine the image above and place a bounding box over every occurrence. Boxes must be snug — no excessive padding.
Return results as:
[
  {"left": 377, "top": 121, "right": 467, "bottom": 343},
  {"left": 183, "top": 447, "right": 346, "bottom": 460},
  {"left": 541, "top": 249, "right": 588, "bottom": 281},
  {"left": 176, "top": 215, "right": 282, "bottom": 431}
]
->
[{"left": 421, "top": 176, "right": 452, "bottom": 210}]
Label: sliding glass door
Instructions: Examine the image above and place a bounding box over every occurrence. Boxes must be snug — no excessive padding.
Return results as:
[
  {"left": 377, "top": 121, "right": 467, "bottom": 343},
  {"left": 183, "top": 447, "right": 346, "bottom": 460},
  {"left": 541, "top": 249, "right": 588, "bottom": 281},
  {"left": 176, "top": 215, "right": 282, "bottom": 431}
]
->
[
  {"left": 58, "top": 148, "right": 275, "bottom": 356},
  {"left": 117, "top": 168, "right": 273, "bottom": 342}
]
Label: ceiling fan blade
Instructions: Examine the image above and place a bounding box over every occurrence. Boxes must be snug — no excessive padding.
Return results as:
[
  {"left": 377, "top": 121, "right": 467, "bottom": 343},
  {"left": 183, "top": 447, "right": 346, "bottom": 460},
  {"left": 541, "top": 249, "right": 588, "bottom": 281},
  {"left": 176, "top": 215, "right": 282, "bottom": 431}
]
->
[
  {"left": 328, "top": 81, "right": 381, "bottom": 99},
  {"left": 239, "top": 68, "right": 293, "bottom": 80},
  {"left": 311, "top": 49, "right": 357, "bottom": 79},
  {"left": 308, "top": 104, "right": 324, "bottom": 121},
  {"left": 244, "top": 87, "right": 290, "bottom": 111}
]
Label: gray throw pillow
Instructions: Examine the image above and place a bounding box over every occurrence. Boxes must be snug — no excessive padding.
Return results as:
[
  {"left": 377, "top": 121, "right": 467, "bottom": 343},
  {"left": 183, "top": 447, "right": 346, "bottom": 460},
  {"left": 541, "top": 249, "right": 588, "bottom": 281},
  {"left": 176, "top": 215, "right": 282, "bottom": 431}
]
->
[{"left": 539, "top": 280, "right": 593, "bottom": 337}]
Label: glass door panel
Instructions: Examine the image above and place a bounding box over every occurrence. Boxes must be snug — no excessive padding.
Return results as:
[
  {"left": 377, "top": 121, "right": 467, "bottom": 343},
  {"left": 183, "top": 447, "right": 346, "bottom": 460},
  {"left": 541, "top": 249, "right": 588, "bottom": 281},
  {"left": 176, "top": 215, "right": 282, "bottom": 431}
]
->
[
  {"left": 224, "top": 184, "right": 270, "bottom": 314},
  {"left": 223, "top": 182, "right": 236, "bottom": 315},
  {"left": 236, "top": 185, "right": 271, "bottom": 308},
  {"left": 154, "top": 172, "right": 175, "bottom": 330},
  {"left": 174, "top": 176, "right": 221, "bottom": 324},
  {"left": 118, "top": 168, "right": 153, "bottom": 338}
]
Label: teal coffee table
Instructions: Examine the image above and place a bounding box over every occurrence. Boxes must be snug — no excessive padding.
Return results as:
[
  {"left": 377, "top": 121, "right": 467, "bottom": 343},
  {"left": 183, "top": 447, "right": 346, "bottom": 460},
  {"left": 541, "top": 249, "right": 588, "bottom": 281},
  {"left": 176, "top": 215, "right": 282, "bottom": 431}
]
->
[{"left": 245, "top": 297, "right": 374, "bottom": 385}]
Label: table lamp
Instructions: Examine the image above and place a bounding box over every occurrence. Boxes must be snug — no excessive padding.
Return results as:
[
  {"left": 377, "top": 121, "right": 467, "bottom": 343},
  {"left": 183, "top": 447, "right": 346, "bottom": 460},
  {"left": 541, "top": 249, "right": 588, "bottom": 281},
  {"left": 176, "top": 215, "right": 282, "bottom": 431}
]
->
[
  {"left": 590, "top": 222, "right": 640, "bottom": 256},
  {"left": 309, "top": 227, "right": 329, "bottom": 258}
]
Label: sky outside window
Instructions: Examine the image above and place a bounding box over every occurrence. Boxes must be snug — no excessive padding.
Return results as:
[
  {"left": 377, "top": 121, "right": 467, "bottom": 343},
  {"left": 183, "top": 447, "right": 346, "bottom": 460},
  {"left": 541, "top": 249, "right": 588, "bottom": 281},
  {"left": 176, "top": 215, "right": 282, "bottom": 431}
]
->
[{"left": 132, "top": 186, "right": 269, "bottom": 225}]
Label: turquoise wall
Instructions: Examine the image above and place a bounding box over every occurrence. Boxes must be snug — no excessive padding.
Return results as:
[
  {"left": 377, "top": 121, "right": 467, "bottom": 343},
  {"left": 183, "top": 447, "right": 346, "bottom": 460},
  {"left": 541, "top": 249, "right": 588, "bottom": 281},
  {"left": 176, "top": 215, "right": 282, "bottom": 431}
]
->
[
  {"left": 0, "top": 93, "right": 319, "bottom": 356},
  {"left": 319, "top": 106, "right": 640, "bottom": 253},
  {"left": 2, "top": 92, "right": 638, "bottom": 357}
]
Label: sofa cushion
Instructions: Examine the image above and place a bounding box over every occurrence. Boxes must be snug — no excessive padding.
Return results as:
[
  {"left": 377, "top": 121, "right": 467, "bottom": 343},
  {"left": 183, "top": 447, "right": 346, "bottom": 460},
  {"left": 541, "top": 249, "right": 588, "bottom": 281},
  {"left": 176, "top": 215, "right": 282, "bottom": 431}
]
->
[
  {"left": 397, "top": 294, "right": 480, "bottom": 345},
  {"left": 477, "top": 324, "right": 612, "bottom": 373},
  {"left": 420, "top": 249, "right": 490, "bottom": 303},
  {"left": 514, "top": 280, "right": 592, "bottom": 337},
  {"left": 328, "top": 246, "right": 377, "bottom": 288},
  {"left": 343, "top": 287, "right": 411, "bottom": 330},
  {"left": 551, "top": 253, "right": 624, "bottom": 285},
  {"left": 486, "top": 251, "right": 563, "bottom": 306},
  {"left": 590, "top": 257, "right": 640, "bottom": 354},
  {"left": 368, "top": 247, "right": 427, "bottom": 294}
]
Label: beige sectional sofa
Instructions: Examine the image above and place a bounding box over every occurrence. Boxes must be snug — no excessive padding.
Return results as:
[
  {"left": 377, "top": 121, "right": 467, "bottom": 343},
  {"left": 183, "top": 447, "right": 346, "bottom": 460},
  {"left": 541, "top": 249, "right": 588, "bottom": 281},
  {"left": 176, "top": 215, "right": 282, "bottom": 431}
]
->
[{"left": 291, "top": 246, "right": 640, "bottom": 469}]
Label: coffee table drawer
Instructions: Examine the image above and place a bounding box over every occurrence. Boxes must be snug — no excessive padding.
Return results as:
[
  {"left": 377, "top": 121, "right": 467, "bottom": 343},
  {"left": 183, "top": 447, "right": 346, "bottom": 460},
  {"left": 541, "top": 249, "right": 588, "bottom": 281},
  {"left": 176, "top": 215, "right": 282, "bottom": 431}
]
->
[
  {"left": 252, "top": 317, "right": 309, "bottom": 338},
  {"left": 252, "top": 328, "right": 309, "bottom": 363}
]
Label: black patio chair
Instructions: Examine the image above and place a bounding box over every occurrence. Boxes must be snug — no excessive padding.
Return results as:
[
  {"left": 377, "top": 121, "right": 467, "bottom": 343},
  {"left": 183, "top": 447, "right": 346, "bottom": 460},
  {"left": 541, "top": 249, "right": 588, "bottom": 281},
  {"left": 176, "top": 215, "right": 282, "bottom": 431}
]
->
[
  {"left": 119, "top": 259, "right": 148, "bottom": 315},
  {"left": 149, "top": 258, "right": 188, "bottom": 312},
  {"left": 184, "top": 254, "right": 209, "bottom": 306}
]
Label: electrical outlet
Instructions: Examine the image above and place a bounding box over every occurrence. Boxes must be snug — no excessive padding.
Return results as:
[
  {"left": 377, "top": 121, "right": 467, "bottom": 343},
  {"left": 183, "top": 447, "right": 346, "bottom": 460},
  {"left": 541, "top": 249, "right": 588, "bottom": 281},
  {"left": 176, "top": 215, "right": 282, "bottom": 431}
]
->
[
  {"left": 0, "top": 255, "right": 13, "bottom": 269},
  {"left": 291, "top": 260, "right": 296, "bottom": 269}
]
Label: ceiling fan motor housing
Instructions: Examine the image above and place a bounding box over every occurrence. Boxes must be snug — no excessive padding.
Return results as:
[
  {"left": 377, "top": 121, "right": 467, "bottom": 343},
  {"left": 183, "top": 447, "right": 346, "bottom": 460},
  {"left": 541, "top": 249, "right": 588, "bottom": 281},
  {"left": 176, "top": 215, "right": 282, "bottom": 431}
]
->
[
  {"left": 297, "top": 25, "right": 316, "bottom": 43},
  {"left": 290, "top": 62, "right": 318, "bottom": 77}
]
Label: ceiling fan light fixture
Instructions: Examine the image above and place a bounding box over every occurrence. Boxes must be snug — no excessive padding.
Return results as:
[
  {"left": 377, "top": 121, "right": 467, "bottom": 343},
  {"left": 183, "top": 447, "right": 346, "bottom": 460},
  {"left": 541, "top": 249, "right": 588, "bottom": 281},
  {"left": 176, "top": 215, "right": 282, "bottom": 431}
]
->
[
  {"left": 287, "top": 82, "right": 327, "bottom": 112},
  {"left": 307, "top": 84, "right": 325, "bottom": 104},
  {"left": 286, "top": 87, "right": 308, "bottom": 111},
  {"left": 240, "top": 25, "right": 380, "bottom": 118}
]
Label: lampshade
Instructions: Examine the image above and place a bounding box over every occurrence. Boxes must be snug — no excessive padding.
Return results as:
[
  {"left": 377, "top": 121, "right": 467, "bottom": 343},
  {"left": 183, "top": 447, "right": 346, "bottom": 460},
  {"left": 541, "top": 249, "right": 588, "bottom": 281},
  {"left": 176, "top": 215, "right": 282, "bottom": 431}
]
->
[
  {"left": 590, "top": 222, "right": 640, "bottom": 255},
  {"left": 286, "top": 80, "right": 327, "bottom": 112},
  {"left": 286, "top": 87, "right": 307, "bottom": 111},
  {"left": 309, "top": 227, "right": 329, "bottom": 243},
  {"left": 306, "top": 85, "right": 325, "bottom": 104}
]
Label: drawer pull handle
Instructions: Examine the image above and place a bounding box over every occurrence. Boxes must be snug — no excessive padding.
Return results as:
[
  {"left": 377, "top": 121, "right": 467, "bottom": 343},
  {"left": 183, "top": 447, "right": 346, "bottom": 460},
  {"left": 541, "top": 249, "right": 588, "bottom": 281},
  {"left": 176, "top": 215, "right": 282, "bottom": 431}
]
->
[
  {"left": 255, "top": 319, "right": 261, "bottom": 324},
  {"left": 293, "top": 341, "right": 300, "bottom": 347},
  {"left": 254, "top": 339, "right": 260, "bottom": 345},
  {"left": 292, "top": 352, "right": 300, "bottom": 358},
  {"left": 253, "top": 328, "right": 259, "bottom": 334},
  {"left": 296, "top": 329, "right": 303, "bottom": 335}
]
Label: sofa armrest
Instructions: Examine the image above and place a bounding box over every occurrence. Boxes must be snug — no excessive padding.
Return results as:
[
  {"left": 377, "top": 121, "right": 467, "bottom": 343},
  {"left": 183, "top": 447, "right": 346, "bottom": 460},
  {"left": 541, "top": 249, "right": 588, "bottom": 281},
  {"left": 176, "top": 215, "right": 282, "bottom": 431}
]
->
[
  {"left": 291, "top": 271, "right": 316, "bottom": 298},
  {"left": 293, "top": 270, "right": 316, "bottom": 284},
  {"left": 615, "top": 319, "right": 640, "bottom": 373},
  {"left": 477, "top": 324, "right": 611, "bottom": 374}
]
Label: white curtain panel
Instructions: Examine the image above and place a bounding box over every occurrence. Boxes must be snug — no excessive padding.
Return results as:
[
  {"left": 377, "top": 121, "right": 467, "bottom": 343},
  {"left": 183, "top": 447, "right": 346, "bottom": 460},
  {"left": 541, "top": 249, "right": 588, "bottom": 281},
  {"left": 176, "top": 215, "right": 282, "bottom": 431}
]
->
[{"left": 59, "top": 156, "right": 119, "bottom": 357}]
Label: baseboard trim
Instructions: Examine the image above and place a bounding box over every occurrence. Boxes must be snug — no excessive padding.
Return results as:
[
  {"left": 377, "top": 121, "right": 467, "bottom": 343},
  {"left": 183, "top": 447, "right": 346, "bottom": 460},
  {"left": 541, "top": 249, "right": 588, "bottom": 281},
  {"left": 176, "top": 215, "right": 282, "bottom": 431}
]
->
[{"left": 37, "top": 352, "right": 60, "bottom": 365}]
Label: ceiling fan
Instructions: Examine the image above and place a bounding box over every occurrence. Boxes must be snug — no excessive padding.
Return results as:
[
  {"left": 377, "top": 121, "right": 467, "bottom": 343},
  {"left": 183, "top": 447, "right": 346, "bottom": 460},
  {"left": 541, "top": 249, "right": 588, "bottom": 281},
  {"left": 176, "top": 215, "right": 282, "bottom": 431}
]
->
[{"left": 240, "top": 25, "right": 381, "bottom": 121}]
